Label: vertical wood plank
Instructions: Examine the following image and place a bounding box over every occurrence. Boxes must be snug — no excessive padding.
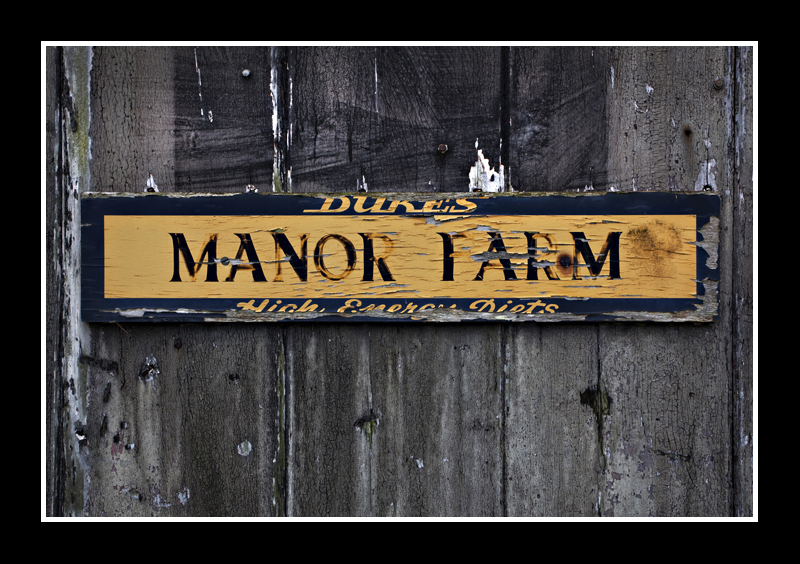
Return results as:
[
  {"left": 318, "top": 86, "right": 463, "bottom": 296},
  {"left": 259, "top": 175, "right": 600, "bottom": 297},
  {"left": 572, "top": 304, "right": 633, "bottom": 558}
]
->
[
  {"left": 732, "top": 46, "right": 753, "bottom": 517},
  {"left": 505, "top": 325, "right": 600, "bottom": 516},
  {"left": 286, "top": 324, "right": 504, "bottom": 516},
  {"left": 369, "top": 325, "right": 504, "bottom": 516},
  {"left": 597, "top": 324, "right": 731, "bottom": 515},
  {"left": 90, "top": 47, "right": 176, "bottom": 192},
  {"left": 79, "top": 47, "right": 283, "bottom": 516},
  {"left": 56, "top": 45, "right": 94, "bottom": 517},
  {"left": 599, "top": 46, "right": 735, "bottom": 516},
  {"left": 289, "top": 46, "right": 504, "bottom": 193},
  {"left": 502, "top": 46, "right": 608, "bottom": 516},
  {"left": 83, "top": 325, "right": 281, "bottom": 516},
  {"left": 45, "top": 45, "right": 60, "bottom": 517},
  {"left": 284, "top": 47, "right": 508, "bottom": 516},
  {"left": 507, "top": 46, "right": 610, "bottom": 192},
  {"left": 173, "top": 46, "right": 273, "bottom": 193},
  {"left": 607, "top": 46, "right": 730, "bottom": 193},
  {"left": 284, "top": 323, "right": 372, "bottom": 516}
]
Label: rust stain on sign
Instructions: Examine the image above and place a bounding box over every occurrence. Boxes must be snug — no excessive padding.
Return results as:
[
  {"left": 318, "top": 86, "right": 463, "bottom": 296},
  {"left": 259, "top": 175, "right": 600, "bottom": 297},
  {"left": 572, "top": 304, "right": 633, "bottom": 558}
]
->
[{"left": 81, "top": 192, "right": 720, "bottom": 322}]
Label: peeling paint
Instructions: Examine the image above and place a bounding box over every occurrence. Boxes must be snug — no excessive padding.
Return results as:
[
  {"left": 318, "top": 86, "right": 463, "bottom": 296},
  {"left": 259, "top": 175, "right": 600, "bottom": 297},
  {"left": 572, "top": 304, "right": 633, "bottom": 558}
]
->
[
  {"left": 194, "top": 48, "right": 204, "bottom": 117},
  {"left": 60, "top": 46, "right": 95, "bottom": 518},
  {"left": 694, "top": 158, "right": 717, "bottom": 192},
  {"left": 238, "top": 440, "right": 252, "bottom": 456},
  {"left": 696, "top": 215, "right": 720, "bottom": 271},
  {"left": 177, "top": 488, "right": 190, "bottom": 505},
  {"left": 138, "top": 356, "right": 160, "bottom": 390},
  {"left": 146, "top": 174, "right": 159, "bottom": 192},
  {"left": 469, "top": 148, "right": 504, "bottom": 193}
]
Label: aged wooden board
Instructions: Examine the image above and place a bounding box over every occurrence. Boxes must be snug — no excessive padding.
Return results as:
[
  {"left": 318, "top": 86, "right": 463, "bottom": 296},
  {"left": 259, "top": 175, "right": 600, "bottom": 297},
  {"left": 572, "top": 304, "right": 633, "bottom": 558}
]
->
[
  {"left": 49, "top": 45, "right": 751, "bottom": 518},
  {"left": 81, "top": 191, "right": 719, "bottom": 322}
]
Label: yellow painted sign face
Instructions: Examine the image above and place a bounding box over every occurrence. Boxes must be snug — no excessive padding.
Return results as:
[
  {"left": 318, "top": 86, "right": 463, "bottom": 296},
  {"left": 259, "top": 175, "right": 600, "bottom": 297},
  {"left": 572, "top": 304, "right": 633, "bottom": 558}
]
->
[
  {"left": 104, "top": 213, "right": 696, "bottom": 300},
  {"left": 82, "top": 193, "right": 720, "bottom": 321}
]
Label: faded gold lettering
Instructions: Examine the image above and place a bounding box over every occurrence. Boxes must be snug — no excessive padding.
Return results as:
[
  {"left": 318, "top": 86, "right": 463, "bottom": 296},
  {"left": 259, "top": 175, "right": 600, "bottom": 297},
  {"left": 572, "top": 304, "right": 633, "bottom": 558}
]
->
[
  {"left": 524, "top": 300, "right": 547, "bottom": 314},
  {"left": 450, "top": 198, "right": 478, "bottom": 213},
  {"left": 422, "top": 199, "right": 450, "bottom": 213},
  {"left": 354, "top": 197, "right": 390, "bottom": 213},
  {"left": 386, "top": 200, "right": 420, "bottom": 213},
  {"left": 338, "top": 299, "right": 362, "bottom": 313},
  {"left": 303, "top": 197, "right": 351, "bottom": 213},
  {"left": 469, "top": 299, "right": 496, "bottom": 312}
]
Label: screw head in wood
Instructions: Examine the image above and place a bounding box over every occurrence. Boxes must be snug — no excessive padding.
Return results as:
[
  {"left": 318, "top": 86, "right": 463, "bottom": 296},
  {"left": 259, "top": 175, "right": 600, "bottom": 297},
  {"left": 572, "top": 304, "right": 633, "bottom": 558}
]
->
[
  {"left": 438, "top": 144, "right": 448, "bottom": 155},
  {"left": 714, "top": 79, "right": 724, "bottom": 90},
  {"left": 242, "top": 69, "right": 251, "bottom": 78}
]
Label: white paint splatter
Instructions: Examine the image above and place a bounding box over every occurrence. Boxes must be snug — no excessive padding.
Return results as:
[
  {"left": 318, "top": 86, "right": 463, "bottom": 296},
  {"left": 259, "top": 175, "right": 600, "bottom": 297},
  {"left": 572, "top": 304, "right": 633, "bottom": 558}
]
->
[
  {"left": 238, "top": 440, "right": 253, "bottom": 456},
  {"left": 645, "top": 83, "right": 654, "bottom": 96},
  {"left": 153, "top": 492, "right": 172, "bottom": 508},
  {"left": 146, "top": 174, "right": 159, "bottom": 192},
  {"left": 194, "top": 47, "right": 204, "bottom": 117},
  {"left": 610, "top": 65, "right": 614, "bottom": 89},
  {"left": 694, "top": 158, "right": 718, "bottom": 192},
  {"left": 177, "top": 488, "right": 190, "bottom": 505},
  {"left": 374, "top": 56, "right": 379, "bottom": 114},
  {"left": 469, "top": 148, "right": 505, "bottom": 193}
]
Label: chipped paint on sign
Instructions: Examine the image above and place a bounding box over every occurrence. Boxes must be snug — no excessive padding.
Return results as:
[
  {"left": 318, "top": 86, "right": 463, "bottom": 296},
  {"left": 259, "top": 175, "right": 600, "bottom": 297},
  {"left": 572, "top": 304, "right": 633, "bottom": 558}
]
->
[{"left": 81, "top": 192, "right": 720, "bottom": 322}]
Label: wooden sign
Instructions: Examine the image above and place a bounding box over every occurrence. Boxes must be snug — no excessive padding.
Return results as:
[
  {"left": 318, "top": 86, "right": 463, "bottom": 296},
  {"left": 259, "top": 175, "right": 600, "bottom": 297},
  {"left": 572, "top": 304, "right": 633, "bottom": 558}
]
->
[{"left": 80, "top": 192, "right": 720, "bottom": 322}]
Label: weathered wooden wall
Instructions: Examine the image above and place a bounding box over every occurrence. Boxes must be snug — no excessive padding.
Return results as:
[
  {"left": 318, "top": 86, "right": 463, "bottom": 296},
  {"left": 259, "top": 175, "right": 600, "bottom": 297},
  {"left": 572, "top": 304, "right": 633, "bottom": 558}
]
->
[{"left": 45, "top": 45, "right": 754, "bottom": 517}]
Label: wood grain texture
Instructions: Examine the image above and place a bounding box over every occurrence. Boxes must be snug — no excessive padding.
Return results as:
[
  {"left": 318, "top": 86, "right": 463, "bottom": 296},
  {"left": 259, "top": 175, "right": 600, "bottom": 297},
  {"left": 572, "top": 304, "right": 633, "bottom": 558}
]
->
[
  {"left": 598, "top": 324, "right": 732, "bottom": 516},
  {"left": 606, "top": 46, "right": 730, "bottom": 193},
  {"left": 732, "top": 46, "right": 753, "bottom": 517},
  {"left": 90, "top": 47, "right": 176, "bottom": 192},
  {"left": 46, "top": 45, "right": 753, "bottom": 518},
  {"left": 600, "top": 46, "right": 741, "bottom": 516},
  {"left": 289, "top": 47, "right": 504, "bottom": 194},
  {"left": 504, "top": 324, "right": 600, "bottom": 516},
  {"left": 82, "top": 324, "right": 282, "bottom": 516},
  {"left": 45, "top": 45, "right": 60, "bottom": 517},
  {"left": 173, "top": 47, "right": 273, "bottom": 194},
  {"left": 507, "top": 47, "right": 610, "bottom": 192},
  {"left": 286, "top": 324, "right": 504, "bottom": 516}
]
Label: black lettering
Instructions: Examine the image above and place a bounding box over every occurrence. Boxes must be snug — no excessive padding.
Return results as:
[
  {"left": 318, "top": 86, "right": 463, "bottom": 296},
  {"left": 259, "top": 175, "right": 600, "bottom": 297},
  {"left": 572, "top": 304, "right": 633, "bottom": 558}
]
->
[
  {"left": 272, "top": 233, "right": 308, "bottom": 282},
  {"left": 314, "top": 234, "right": 357, "bottom": 281},
  {"left": 525, "top": 232, "right": 560, "bottom": 280},
  {"left": 169, "top": 233, "right": 218, "bottom": 282},
  {"left": 571, "top": 232, "right": 621, "bottom": 279},
  {"left": 226, "top": 233, "right": 267, "bottom": 282},
  {"left": 474, "top": 232, "right": 517, "bottom": 281},
  {"left": 359, "top": 233, "right": 395, "bottom": 282},
  {"left": 438, "top": 232, "right": 466, "bottom": 281}
]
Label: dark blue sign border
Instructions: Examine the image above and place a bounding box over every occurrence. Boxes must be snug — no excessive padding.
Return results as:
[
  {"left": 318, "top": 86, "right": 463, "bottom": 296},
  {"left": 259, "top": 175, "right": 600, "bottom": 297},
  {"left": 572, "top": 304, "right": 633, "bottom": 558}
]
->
[{"left": 81, "top": 192, "right": 720, "bottom": 322}]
